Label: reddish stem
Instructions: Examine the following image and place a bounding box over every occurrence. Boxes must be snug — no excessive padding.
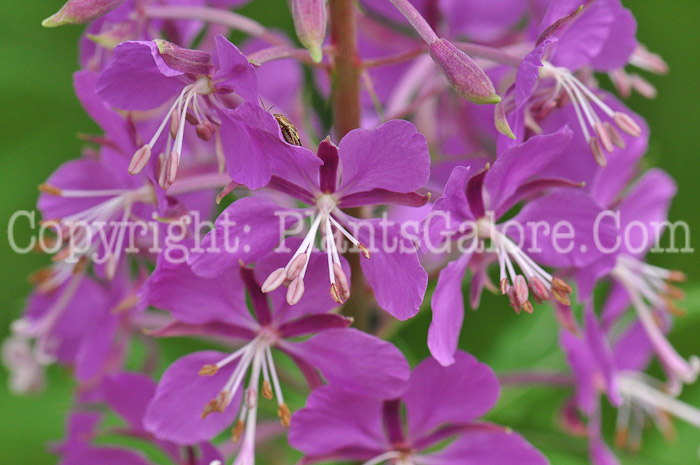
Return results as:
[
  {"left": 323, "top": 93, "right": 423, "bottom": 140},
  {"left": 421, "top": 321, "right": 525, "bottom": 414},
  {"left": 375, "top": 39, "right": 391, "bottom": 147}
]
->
[{"left": 329, "top": 0, "right": 372, "bottom": 330}]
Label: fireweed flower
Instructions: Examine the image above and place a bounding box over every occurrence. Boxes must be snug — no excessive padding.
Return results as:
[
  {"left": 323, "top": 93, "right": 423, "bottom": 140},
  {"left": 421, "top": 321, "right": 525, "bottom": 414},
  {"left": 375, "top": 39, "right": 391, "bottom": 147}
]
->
[
  {"left": 55, "top": 373, "right": 223, "bottom": 465},
  {"left": 573, "top": 166, "right": 699, "bottom": 391},
  {"left": 560, "top": 305, "right": 700, "bottom": 461},
  {"left": 141, "top": 246, "right": 409, "bottom": 462},
  {"left": 289, "top": 351, "right": 548, "bottom": 465},
  {"left": 96, "top": 35, "right": 260, "bottom": 187},
  {"left": 421, "top": 127, "right": 615, "bottom": 365},
  {"left": 189, "top": 120, "right": 430, "bottom": 319},
  {"left": 2, "top": 271, "right": 97, "bottom": 394},
  {"left": 501, "top": 1, "right": 643, "bottom": 166}
]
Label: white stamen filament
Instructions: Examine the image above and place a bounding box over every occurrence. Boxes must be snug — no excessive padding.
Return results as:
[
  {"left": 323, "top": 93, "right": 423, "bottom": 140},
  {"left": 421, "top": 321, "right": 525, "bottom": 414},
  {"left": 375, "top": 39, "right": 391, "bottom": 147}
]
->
[
  {"left": 613, "top": 257, "right": 700, "bottom": 384},
  {"left": 360, "top": 451, "right": 403, "bottom": 465},
  {"left": 266, "top": 195, "right": 362, "bottom": 303},
  {"left": 619, "top": 374, "right": 700, "bottom": 429}
]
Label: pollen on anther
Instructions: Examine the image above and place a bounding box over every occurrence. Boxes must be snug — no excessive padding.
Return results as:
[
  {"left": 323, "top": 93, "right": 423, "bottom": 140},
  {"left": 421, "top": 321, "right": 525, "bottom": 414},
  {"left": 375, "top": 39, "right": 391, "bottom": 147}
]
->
[
  {"left": 38, "top": 184, "right": 62, "bottom": 196},
  {"left": 278, "top": 403, "right": 292, "bottom": 427},
  {"left": 358, "top": 244, "right": 371, "bottom": 259},
  {"left": 262, "top": 380, "right": 273, "bottom": 400},
  {"left": 232, "top": 419, "right": 245, "bottom": 443},
  {"left": 199, "top": 364, "right": 219, "bottom": 376}
]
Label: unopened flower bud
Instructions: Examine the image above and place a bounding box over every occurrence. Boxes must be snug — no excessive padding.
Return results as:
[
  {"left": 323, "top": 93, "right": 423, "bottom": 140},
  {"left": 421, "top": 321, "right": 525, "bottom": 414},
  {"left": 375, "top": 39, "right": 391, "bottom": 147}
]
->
[
  {"left": 292, "top": 0, "right": 327, "bottom": 63},
  {"left": 154, "top": 39, "right": 215, "bottom": 76},
  {"left": 42, "top": 0, "right": 125, "bottom": 27},
  {"left": 428, "top": 39, "right": 501, "bottom": 105}
]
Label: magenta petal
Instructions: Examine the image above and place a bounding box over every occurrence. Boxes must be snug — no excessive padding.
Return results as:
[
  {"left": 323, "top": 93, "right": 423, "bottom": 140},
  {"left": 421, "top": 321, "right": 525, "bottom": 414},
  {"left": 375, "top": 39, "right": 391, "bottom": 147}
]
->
[
  {"left": 100, "top": 373, "right": 156, "bottom": 431},
  {"left": 288, "top": 384, "right": 386, "bottom": 458},
  {"left": 144, "top": 351, "right": 241, "bottom": 444},
  {"left": 74, "top": 310, "right": 119, "bottom": 382},
  {"left": 352, "top": 217, "right": 427, "bottom": 320},
  {"left": 589, "top": 2, "right": 637, "bottom": 70},
  {"left": 73, "top": 70, "right": 134, "bottom": 153},
  {"left": 278, "top": 314, "right": 352, "bottom": 338},
  {"left": 428, "top": 253, "right": 471, "bottom": 366},
  {"left": 146, "top": 321, "right": 257, "bottom": 341},
  {"left": 96, "top": 41, "right": 187, "bottom": 111},
  {"left": 613, "top": 321, "right": 653, "bottom": 373},
  {"left": 188, "top": 197, "right": 300, "bottom": 277},
  {"left": 559, "top": 330, "right": 597, "bottom": 415},
  {"left": 404, "top": 352, "right": 499, "bottom": 440},
  {"left": 285, "top": 328, "right": 410, "bottom": 398},
  {"left": 219, "top": 103, "right": 320, "bottom": 190},
  {"left": 422, "top": 166, "right": 475, "bottom": 250},
  {"left": 511, "top": 190, "right": 616, "bottom": 268},
  {"left": 212, "top": 35, "right": 259, "bottom": 103},
  {"left": 143, "top": 253, "right": 253, "bottom": 327},
  {"left": 618, "top": 169, "right": 676, "bottom": 256},
  {"left": 339, "top": 189, "right": 430, "bottom": 209},
  {"left": 583, "top": 305, "right": 622, "bottom": 407},
  {"left": 423, "top": 428, "right": 549, "bottom": 465},
  {"left": 337, "top": 120, "right": 430, "bottom": 196},
  {"left": 486, "top": 126, "right": 574, "bottom": 214}
]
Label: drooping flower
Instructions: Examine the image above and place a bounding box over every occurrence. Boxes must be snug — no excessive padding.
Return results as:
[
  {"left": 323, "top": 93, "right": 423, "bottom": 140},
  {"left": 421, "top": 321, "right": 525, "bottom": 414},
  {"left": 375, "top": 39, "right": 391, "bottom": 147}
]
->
[
  {"left": 189, "top": 119, "right": 430, "bottom": 320},
  {"left": 290, "top": 351, "right": 549, "bottom": 465},
  {"left": 141, "top": 244, "right": 410, "bottom": 464}
]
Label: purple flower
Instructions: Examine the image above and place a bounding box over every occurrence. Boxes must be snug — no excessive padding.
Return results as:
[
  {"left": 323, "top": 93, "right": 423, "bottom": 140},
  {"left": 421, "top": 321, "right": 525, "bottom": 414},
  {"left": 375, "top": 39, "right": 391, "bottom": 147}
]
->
[
  {"left": 560, "top": 303, "right": 700, "bottom": 462},
  {"left": 96, "top": 35, "right": 261, "bottom": 187},
  {"left": 189, "top": 119, "right": 430, "bottom": 320},
  {"left": 422, "top": 127, "right": 616, "bottom": 365},
  {"left": 501, "top": 1, "right": 642, "bottom": 165},
  {"left": 4, "top": 264, "right": 149, "bottom": 393},
  {"left": 290, "top": 351, "right": 548, "bottom": 465},
  {"left": 54, "top": 372, "right": 222, "bottom": 465},
  {"left": 141, "top": 245, "right": 409, "bottom": 462}
]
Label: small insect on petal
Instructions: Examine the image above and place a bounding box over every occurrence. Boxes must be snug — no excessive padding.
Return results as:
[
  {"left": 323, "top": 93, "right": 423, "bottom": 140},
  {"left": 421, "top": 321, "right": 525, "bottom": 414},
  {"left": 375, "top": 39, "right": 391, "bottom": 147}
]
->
[{"left": 274, "top": 113, "right": 302, "bottom": 146}]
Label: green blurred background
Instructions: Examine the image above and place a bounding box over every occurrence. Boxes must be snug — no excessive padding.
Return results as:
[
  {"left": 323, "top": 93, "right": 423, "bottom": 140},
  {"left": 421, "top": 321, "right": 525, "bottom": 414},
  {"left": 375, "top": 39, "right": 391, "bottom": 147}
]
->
[{"left": 1, "top": 1, "right": 698, "bottom": 463}]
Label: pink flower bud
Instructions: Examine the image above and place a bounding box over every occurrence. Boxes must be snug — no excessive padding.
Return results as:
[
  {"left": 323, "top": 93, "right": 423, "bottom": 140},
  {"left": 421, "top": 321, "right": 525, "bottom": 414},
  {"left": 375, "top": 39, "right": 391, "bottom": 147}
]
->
[
  {"left": 292, "top": 0, "right": 327, "bottom": 63},
  {"left": 42, "top": 0, "right": 125, "bottom": 27},
  {"left": 428, "top": 39, "right": 500, "bottom": 105}
]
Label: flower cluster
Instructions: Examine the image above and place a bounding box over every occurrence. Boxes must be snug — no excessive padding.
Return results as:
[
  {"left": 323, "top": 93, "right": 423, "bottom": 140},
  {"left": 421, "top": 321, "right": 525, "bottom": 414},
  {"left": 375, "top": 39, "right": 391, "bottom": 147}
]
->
[{"left": 4, "top": 0, "right": 698, "bottom": 464}]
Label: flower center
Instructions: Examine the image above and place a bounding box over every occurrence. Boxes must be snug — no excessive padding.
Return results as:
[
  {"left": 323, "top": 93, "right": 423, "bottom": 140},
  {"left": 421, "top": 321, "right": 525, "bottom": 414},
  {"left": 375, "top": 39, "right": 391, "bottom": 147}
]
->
[
  {"left": 128, "top": 76, "right": 219, "bottom": 188},
  {"left": 476, "top": 217, "right": 572, "bottom": 313},
  {"left": 198, "top": 327, "right": 291, "bottom": 444},
  {"left": 260, "top": 195, "right": 368, "bottom": 306}
]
